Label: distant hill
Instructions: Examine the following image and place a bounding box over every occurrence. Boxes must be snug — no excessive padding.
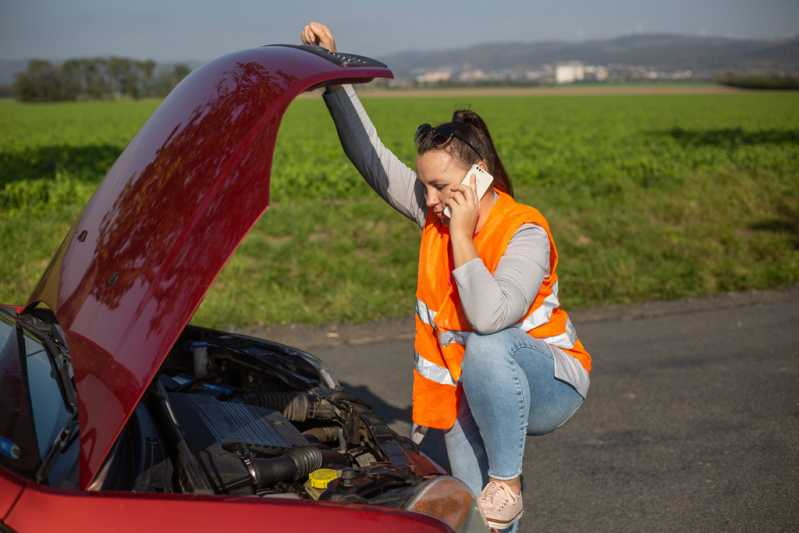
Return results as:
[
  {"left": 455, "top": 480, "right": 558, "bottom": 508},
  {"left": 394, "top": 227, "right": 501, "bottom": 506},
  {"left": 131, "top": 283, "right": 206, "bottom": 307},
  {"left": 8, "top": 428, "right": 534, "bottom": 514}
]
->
[
  {"left": 376, "top": 33, "right": 799, "bottom": 79},
  {"left": 2, "top": 34, "right": 797, "bottom": 86}
]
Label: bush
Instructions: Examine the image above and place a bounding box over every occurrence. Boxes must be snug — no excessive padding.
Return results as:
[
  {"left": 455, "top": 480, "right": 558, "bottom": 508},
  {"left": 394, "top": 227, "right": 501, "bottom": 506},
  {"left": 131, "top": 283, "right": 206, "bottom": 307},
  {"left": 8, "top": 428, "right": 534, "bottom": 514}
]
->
[{"left": 716, "top": 73, "right": 799, "bottom": 91}]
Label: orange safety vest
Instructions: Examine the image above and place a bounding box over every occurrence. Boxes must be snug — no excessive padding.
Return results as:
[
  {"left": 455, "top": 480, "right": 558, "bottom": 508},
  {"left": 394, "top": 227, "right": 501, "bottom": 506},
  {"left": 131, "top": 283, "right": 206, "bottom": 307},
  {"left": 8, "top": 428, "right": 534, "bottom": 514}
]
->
[{"left": 412, "top": 189, "right": 592, "bottom": 430}]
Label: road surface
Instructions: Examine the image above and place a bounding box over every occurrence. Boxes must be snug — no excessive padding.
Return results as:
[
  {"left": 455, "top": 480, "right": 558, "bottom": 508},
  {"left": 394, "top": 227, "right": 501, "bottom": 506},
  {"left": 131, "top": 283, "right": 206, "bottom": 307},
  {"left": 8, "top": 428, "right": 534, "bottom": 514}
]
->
[{"left": 303, "top": 288, "right": 799, "bottom": 532}]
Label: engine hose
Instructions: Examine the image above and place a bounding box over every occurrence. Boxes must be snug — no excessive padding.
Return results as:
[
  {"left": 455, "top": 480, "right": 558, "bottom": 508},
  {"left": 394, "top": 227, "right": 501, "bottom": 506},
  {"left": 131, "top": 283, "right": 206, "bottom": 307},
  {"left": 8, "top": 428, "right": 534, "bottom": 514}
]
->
[
  {"left": 302, "top": 426, "right": 340, "bottom": 443},
  {"left": 251, "top": 446, "right": 350, "bottom": 489},
  {"left": 241, "top": 392, "right": 307, "bottom": 420},
  {"left": 242, "top": 392, "right": 335, "bottom": 422}
]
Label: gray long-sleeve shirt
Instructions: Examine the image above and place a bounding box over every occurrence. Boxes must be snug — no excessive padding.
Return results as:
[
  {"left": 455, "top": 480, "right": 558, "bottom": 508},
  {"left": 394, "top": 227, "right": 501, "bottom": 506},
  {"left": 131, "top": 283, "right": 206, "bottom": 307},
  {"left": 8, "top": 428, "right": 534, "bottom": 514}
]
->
[{"left": 323, "top": 84, "right": 588, "bottom": 398}]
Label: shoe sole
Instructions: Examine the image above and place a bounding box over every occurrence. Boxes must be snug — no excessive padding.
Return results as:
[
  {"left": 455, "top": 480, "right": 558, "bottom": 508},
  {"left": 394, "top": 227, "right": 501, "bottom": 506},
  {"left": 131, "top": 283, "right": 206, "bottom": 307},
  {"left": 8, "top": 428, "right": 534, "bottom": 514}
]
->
[{"left": 484, "top": 510, "right": 523, "bottom": 530}]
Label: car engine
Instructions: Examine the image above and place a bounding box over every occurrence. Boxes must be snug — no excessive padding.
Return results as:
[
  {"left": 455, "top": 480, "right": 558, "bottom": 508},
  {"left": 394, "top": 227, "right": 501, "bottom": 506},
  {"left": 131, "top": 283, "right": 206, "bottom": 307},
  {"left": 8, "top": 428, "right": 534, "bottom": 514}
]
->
[{"left": 96, "top": 324, "right": 444, "bottom": 505}]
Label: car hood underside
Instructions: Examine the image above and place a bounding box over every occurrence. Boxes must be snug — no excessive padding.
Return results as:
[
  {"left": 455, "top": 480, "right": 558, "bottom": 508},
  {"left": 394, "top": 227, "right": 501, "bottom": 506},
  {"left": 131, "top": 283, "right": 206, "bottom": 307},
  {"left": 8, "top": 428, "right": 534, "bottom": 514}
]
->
[{"left": 25, "top": 44, "right": 392, "bottom": 487}]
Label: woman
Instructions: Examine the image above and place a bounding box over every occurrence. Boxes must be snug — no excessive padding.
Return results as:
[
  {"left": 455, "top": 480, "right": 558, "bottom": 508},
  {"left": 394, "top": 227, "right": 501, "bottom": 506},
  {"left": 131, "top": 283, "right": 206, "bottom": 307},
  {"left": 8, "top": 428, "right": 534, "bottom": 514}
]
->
[{"left": 301, "top": 22, "right": 592, "bottom": 532}]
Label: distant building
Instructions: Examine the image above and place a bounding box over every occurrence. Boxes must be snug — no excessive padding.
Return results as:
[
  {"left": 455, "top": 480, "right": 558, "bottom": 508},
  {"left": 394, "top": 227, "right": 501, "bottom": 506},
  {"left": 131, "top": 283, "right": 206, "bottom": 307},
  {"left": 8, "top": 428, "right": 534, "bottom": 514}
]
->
[
  {"left": 555, "top": 62, "right": 585, "bottom": 84},
  {"left": 669, "top": 70, "right": 693, "bottom": 80},
  {"left": 416, "top": 69, "right": 452, "bottom": 83},
  {"left": 524, "top": 65, "right": 553, "bottom": 82},
  {"left": 458, "top": 68, "right": 489, "bottom": 82},
  {"left": 584, "top": 65, "right": 609, "bottom": 81}
]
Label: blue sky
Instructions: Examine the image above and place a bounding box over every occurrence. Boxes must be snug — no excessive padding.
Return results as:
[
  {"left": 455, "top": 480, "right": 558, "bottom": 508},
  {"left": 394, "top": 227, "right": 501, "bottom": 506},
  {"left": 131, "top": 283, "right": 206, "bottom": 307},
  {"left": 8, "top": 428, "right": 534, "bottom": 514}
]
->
[{"left": 1, "top": 0, "right": 797, "bottom": 62}]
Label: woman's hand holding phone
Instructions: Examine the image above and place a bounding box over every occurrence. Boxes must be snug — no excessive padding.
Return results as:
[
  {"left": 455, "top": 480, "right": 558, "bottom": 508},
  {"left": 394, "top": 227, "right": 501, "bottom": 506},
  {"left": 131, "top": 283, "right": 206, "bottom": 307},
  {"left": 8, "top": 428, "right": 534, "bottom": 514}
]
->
[
  {"left": 445, "top": 164, "right": 494, "bottom": 237},
  {"left": 446, "top": 172, "right": 481, "bottom": 241},
  {"left": 447, "top": 172, "right": 485, "bottom": 269}
]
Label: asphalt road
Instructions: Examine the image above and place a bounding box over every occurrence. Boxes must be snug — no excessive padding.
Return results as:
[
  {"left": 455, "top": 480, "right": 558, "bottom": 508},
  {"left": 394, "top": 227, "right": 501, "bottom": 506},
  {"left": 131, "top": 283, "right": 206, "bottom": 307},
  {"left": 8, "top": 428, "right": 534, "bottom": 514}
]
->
[{"left": 310, "top": 289, "right": 799, "bottom": 533}]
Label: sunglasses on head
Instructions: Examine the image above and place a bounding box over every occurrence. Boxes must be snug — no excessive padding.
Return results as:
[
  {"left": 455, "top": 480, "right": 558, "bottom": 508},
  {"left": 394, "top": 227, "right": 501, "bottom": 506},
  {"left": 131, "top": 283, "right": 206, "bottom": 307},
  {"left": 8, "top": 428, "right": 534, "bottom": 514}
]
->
[{"left": 414, "top": 122, "right": 484, "bottom": 161}]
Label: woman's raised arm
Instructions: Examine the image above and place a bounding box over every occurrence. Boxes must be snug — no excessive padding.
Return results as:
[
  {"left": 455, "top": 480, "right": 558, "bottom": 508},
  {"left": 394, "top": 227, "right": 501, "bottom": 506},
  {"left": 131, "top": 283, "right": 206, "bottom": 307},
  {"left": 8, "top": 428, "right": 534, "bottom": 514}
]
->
[
  {"left": 302, "top": 21, "right": 426, "bottom": 227},
  {"left": 323, "top": 85, "right": 426, "bottom": 226}
]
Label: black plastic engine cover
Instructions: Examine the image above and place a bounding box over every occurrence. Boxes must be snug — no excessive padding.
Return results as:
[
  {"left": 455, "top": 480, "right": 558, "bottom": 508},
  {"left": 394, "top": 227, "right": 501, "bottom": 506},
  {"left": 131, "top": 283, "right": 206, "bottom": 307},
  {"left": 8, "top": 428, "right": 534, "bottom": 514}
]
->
[{"left": 168, "top": 392, "right": 308, "bottom": 493}]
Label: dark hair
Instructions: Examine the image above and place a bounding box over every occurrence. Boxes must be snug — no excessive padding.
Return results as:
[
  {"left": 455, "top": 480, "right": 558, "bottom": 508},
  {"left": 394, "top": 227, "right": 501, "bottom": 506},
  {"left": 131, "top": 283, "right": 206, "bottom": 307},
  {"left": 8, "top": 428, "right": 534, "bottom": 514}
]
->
[{"left": 416, "top": 109, "right": 513, "bottom": 197}]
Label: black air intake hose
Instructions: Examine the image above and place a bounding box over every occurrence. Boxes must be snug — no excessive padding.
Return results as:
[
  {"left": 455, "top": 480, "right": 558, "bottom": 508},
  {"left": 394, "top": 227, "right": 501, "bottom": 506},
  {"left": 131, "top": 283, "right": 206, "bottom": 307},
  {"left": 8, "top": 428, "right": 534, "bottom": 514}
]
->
[
  {"left": 302, "top": 426, "right": 340, "bottom": 443},
  {"left": 250, "top": 446, "right": 350, "bottom": 489},
  {"left": 242, "top": 392, "right": 336, "bottom": 422}
]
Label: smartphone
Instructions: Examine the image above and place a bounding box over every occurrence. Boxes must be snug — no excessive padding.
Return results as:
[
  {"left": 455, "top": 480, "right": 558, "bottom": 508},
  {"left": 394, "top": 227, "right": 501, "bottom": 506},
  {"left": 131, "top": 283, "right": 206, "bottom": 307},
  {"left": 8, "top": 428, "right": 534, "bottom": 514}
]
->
[{"left": 443, "top": 163, "right": 495, "bottom": 218}]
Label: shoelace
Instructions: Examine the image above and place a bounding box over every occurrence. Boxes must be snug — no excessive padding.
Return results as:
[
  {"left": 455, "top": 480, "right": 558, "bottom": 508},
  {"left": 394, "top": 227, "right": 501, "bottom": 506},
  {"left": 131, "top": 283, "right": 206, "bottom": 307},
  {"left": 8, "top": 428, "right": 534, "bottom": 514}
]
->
[{"left": 480, "top": 482, "right": 518, "bottom": 510}]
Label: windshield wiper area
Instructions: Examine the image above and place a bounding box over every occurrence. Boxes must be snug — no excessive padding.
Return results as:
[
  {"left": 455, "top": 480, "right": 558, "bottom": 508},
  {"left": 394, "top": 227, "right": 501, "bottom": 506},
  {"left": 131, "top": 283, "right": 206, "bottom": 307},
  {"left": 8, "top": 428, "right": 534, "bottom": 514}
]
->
[
  {"left": 35, "top": 412, "right": 78, "bottom": 484},
  {"left": 18, "top": 312, "right": 77, "bottom": 412}
]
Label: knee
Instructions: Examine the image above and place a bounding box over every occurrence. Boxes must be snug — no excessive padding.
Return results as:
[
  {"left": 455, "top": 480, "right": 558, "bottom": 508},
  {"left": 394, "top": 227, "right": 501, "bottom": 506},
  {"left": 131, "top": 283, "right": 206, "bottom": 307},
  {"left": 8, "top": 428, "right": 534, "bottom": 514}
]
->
[{"left": 462, "top": 329, "right": 517, "bottom": 378}]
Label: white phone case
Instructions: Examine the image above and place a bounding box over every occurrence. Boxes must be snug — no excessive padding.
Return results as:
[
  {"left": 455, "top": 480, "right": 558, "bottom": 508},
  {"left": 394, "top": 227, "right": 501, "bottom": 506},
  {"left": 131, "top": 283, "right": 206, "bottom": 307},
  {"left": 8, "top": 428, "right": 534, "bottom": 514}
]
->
[{"left": 444, "top": 164, "right": 495, "bottom": 218}]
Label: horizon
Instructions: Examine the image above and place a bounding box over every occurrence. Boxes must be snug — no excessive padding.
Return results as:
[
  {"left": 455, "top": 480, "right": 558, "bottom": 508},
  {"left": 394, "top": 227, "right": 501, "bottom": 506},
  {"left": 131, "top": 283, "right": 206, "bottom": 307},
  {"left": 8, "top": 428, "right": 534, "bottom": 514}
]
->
[
  {"left": 1, "top": 0, "right": 798, "bottom": 63},
  {"left": 1, "top": 31, "right": 797, "bottom": 65}
]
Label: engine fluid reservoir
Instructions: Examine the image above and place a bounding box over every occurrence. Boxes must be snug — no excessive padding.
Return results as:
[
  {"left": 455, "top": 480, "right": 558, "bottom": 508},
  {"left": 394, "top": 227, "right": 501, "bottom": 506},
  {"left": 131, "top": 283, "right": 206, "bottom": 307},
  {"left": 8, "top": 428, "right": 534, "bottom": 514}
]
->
[
  {"left": 304, "top": 468, "right": 340, "bottom": 500},
  {"left": 191, "top": 341, "right": 209, "bottom": 378}
]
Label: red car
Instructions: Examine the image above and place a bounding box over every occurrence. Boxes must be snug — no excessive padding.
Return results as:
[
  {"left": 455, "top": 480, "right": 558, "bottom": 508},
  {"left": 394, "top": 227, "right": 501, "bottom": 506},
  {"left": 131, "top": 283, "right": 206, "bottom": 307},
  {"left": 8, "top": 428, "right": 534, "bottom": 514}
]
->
[{"left": 0, "top": 44, "right": 488, "bottom": 533}]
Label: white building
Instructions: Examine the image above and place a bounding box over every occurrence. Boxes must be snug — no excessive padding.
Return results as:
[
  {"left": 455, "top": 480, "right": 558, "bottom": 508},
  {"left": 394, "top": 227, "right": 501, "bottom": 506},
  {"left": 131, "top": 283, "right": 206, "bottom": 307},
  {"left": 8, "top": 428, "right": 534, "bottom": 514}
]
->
[
  {"left": 416, "top": 69, "right": 453, "bottom": 83},
  {"left": 555, "top": 62, "right": 585, "bottom": 84},
  {"left": 458, "top": 68, "right": 489, "bottom": 82}
]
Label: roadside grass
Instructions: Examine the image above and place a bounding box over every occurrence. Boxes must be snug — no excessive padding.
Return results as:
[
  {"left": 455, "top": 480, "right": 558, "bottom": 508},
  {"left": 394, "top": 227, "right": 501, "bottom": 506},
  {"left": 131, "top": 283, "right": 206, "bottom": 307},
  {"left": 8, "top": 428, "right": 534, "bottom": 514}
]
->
[{"left": 1, "top": 93, "right": 797, "bottom": 328}]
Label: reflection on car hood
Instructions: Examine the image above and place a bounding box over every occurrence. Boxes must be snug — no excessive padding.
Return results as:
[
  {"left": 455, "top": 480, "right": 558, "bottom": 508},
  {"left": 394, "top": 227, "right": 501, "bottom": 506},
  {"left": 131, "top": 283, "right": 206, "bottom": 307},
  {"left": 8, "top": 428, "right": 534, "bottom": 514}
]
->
[{"left": 25, "top": 45, "right": 392, "bottom": 488}]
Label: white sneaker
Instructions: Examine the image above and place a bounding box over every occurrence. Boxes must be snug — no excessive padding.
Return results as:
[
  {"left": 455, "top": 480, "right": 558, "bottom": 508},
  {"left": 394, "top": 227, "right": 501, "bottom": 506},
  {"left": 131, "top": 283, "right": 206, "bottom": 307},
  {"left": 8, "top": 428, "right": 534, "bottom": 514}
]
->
[{"left": 476, "top": 480, "right": 523, "bottom": 530}]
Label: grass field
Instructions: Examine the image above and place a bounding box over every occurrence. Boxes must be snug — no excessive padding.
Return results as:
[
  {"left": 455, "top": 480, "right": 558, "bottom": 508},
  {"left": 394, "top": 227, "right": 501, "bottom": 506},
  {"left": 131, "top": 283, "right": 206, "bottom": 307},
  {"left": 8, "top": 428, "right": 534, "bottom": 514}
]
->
[{"left": 1, "top": 90, "right": 798, "bottom": 328}]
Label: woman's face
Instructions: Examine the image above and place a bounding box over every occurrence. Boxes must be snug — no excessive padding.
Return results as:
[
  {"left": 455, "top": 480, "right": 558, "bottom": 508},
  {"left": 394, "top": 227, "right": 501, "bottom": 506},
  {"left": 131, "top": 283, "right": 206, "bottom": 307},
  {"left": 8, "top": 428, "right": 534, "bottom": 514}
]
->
[{"left": 416, "top": 149, "right": 471, "bottom": 225}]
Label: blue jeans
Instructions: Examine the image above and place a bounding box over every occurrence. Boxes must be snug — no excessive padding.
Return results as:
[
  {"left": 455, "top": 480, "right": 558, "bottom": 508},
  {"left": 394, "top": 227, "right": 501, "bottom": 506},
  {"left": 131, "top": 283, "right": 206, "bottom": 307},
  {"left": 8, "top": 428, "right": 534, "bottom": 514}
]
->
[{"left": 443, "top": 328, "right": 584, "bottom": 531}]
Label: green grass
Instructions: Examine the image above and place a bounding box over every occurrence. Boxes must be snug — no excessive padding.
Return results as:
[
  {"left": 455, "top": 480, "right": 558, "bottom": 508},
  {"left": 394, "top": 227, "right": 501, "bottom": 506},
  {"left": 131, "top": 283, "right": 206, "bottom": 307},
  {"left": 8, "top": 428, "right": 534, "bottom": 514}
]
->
[{"left": 1, "top": 92, "right": 798, "bottom": 328}]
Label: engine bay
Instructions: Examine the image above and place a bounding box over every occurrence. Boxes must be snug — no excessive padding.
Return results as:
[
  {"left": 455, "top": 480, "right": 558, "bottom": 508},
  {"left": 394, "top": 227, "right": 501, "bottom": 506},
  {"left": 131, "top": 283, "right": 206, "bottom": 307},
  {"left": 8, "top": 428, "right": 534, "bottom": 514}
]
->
[{"left": 96, "top": 324, "right": 444, "bottom": 505}]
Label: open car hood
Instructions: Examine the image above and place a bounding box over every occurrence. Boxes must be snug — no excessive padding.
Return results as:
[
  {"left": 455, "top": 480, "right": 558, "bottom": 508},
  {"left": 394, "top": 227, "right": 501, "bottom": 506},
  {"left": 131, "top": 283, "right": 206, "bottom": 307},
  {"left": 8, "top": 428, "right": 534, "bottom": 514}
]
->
[{"left": 25, "top": 45, "right": 393, "bottom": 488}]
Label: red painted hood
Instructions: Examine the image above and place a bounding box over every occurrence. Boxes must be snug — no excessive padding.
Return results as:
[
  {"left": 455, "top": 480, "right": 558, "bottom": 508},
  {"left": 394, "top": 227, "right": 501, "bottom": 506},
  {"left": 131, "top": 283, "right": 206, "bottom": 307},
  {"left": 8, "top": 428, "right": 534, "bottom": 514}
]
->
[{"left": 25, "top": 45, "right": 393, "bottom": 488}]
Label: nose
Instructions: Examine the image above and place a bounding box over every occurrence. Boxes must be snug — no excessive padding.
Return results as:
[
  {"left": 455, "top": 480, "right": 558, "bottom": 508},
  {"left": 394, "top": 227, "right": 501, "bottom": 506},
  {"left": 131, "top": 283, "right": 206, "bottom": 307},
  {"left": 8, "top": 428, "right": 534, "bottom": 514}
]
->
[{"left": 425, "top": 187, "right": 438, "bottom": 209}]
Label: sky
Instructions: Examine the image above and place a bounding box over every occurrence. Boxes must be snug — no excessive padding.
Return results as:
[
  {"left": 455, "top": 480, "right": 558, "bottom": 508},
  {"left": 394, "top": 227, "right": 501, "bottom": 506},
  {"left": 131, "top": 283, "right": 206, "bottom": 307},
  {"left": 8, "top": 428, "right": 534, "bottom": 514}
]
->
[{"left": 1, "top": 0, "right": 798, "bottom": 62}]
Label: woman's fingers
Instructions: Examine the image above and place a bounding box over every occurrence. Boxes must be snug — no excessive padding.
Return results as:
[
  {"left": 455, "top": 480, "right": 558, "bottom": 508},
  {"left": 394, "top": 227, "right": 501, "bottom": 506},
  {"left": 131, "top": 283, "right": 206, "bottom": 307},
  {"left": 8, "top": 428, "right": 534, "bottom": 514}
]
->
[
  {"left": 307, "top": 21, "right": 336, "bottom": 52},
  {"left": 451, "top": 183, "right": 477, "bottom": 207},
  {"left": 302, "top": 23, "right": 320, "bottom": 44},
  {"left": 447, "top": 190, "right": 474, "bottom": 218},
  {"left": 309, "top": 21, "right": 330, "bottom": 37},
  {"left": 443, "top": 198, "right": 454, "bottom": 216},
  {"left": 318, "top": 25, "right": 336, "bottom": 51},
  {"left": 309, "top": 21, "right": 326, "bottom": 38},
  {"left": 445, "top": 191, "right": 463, "bottom": 209},
  {"left": 301, "top": 25, "right": 316, "bottom": 45},
  {"left": 456, "top": 174, "right": 477, "bottom": 204},
  {"left": 466, "top": 176, "right": 478, "bottom": 204}
]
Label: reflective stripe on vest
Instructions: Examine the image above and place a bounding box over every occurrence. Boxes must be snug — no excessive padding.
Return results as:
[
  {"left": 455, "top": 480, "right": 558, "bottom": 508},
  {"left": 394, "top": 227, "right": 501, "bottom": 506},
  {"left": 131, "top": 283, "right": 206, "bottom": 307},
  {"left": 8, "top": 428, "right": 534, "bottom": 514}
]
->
[
  {"left": 437, "top": 329, "right": 470, "bottom": 347},
  {"left": 436, "top": 321, "right": 573, "bottom": 349},
  {"left": 418, "top": 283, "right": 572, "bottom": 350},
  {"left": 419, "top": 287, "right": 564, "bottom": 349},
  {"left": 518, "top": 282, "right": 560, "bottom": 332},
  {"left": 541, "top": 318, "right": 578, "bottom": 350},
  {"left": 423, "top": 300, "right": 574, "bottom": 351},
  {"left": 414, "top": 352, "right": 456, "bottom": 387},
  {"left": 416, "top": 299, "right": 437, "bottom": 327}
]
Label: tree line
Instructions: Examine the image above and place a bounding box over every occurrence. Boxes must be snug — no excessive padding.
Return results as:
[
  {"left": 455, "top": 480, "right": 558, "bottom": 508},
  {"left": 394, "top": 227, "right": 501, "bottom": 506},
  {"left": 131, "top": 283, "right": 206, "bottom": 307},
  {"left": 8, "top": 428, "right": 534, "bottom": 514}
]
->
[
  {"left": 13, "top": 57, "right": 192, "bottom": 102},
  {"left": 716, "top": 73, "right": 799, "bottom": 91}
]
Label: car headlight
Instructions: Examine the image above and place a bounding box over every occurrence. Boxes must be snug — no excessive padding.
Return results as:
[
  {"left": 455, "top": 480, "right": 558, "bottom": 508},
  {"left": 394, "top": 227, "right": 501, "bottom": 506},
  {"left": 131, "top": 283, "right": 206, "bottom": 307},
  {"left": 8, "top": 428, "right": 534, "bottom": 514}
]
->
[{"left": 404, "top": 476, "right": 489, "bottom": 532}]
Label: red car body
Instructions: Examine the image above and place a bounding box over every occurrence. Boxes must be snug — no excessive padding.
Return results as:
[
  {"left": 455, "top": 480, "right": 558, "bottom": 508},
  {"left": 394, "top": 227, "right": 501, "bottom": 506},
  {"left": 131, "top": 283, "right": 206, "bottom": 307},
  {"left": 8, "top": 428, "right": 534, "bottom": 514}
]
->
[{"left": 0, "top": 45, "right": 486, "bottom": 532}]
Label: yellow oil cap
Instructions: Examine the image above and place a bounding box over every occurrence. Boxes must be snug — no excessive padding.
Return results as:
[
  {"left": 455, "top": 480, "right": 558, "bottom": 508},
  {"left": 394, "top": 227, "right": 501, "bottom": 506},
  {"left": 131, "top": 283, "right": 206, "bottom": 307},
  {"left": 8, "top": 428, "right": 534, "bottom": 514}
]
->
[{"left": 308, "top": 468, "right": 340, "bottom": 489}]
